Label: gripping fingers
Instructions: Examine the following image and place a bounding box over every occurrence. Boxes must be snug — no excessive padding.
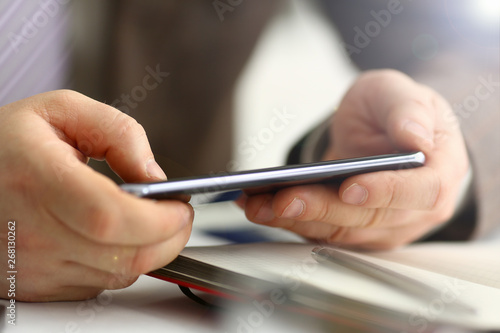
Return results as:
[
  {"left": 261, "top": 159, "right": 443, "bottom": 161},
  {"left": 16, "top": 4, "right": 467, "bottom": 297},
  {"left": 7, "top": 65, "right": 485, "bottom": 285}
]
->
[
  {"left": 245, "top": 181, "right": 444, "bottom": 230},
  {"left": 41, "top": 157, "right": 193, "bottom": 246},
  {"left": 246, "top": 185, "right": 382, "bottom": 229},
  {"left": 325, "top": 210, "right": 442, "bottom": 250},
  {"left": 60, "top": 220, "right": 192, "bottom": 278},
  {"left": 22, "top": 263, "right": 138, "bottom": 302},
  {"left": 340, "top": 167, "right": 443, "bottom": 211}
]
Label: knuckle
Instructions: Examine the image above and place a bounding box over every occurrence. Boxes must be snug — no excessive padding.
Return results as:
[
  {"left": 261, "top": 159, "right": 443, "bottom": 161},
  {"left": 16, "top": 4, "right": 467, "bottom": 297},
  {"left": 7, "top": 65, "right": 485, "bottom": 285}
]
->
[
  {"left": 84, "top": 205, "right": 120, "bottom": 242},
  {"left": 429, "top": 173, "right": 446, "bottom": 211},
  {"left": 360, "top": 209, "right": 387, "bottom": 229},
  {"left": 49, "top": 89, "right": 82, "bottom": 102},
  {"left": 314, "top": 200, "right": 333, "bottom": 223},
  {"left": 128, "top": 247, "right": 155, "bottom": 276},
  {"left": 43, "top": 90, "right": 83, "bottom": 112},
  {"left": 35, "top": 90, "right": 88, "bottom": 125},
  {"left": 357, "top": 69, "right": 411, "bottom": 98},
  {"left": 370, "top": 170, "right": 404, "bottom": 208},
  {"left": 431, "top": 203, "right": 456, "bottom": 224},
  {"left": 125, "top": 227, "right": 191, "bottom": 276},
  {"left": 113, "top": 113, "right": 144, "bottom": 140},
  {"left": 179, "top": 219, "right": 193, "bottom": 241},
  {"left": 360, "top": 69, "right": 407, "bottom": 86},
  {"left": 105, "top": 274, "right": 138, "bottom": 290},
  {"left": 431, "top": 91, "right": 454, "bottom": 118},
  {"left": 382, "top": 173, "right": 400, "bottom": 208},
  {"left": 325, "top": 227, "right": 349, "bottom": 244},
  {"left": 371, "top": 170, "right": 405, "bottom": 208},
  {"left": 434, "top": 128, "right": 453, "bottom": 146}
]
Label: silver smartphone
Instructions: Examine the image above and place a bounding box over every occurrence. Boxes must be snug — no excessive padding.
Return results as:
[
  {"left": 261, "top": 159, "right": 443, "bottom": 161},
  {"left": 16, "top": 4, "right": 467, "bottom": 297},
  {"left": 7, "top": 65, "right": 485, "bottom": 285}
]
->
[{"left": 120, "top": 151, "right": 425, "bottom": 200}]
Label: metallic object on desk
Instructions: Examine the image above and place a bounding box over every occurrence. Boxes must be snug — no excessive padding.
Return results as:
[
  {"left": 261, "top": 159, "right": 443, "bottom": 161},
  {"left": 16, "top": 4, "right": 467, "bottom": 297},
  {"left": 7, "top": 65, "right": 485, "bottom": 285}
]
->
[{"left": 311, "top": 246, "right": 476, "bottom": 315}]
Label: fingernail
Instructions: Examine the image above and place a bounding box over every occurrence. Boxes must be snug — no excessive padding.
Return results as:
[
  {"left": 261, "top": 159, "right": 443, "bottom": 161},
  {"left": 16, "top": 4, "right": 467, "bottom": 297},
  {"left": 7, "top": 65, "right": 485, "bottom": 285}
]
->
[
  {"left": 404, "top": 121, "right": 433, "bottom": 147},
  {"left": 146, "top": 159, "right": 167, "bottom": 180},
  {"left": 342, "top": 183, "right": 368, "bottom": 205},
  {"left": 281, "top": 198, "right": 305, "bottom": 219},
  {"left": 254, "top": 198, "right": 275, "bottom": 222}
]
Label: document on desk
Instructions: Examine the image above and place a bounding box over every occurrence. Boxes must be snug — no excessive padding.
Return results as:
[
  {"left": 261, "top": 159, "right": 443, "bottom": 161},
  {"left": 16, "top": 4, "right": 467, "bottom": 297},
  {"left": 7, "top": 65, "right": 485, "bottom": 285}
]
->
[{"left": 150, "top": 241, "right": 500, "bottom": 332}]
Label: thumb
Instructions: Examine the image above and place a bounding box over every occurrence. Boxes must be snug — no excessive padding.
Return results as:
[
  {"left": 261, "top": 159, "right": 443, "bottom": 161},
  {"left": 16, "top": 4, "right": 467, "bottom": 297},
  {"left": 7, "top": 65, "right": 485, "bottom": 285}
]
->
[
  {"left": 385, "top": 100, "right": 435, "bottom": 154},
  {"left": 354, "top": 70, "right": 438, "bottom": 154},
  {"left": 33, "top": 90, "right": 166, "bottom": 182}
]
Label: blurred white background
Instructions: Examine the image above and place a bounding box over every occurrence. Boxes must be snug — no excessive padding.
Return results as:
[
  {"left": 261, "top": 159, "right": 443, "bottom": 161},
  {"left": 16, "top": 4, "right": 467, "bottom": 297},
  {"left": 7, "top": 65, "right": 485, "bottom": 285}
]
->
[{"left": 233, "top": 0, "right": 357, "bottom": 171}]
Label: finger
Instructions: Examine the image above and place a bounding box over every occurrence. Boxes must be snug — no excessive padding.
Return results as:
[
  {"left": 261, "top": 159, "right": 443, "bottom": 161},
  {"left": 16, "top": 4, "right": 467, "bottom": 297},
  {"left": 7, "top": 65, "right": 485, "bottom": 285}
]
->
[
  {"left": 15, "top": 258, "right": 109, "bottom": 301},
  {"left": 323, "top": 213, "right": 440, "bottom": 250},
  {"left": 234, "top": 192, "right": 247, "bottom": 210},
  {"left": 20, "top": 262, "right": 138, "bottom": 301},
  {"left": 17, "top": 285, "right": 104, "bottom": 302},
  {"left": 384, "top": 99, "right": 435, "bottom": 153},
  {"left": 38, "top": 148, "right": 194, "bottom": 246},
  {"left": 29, "top": 90, "right": 166, "bottom": 182},
  {"left": 58, "top": 262, "right": 139, "bottom": 291},
  {"left": 245, "top": 192, "right": 436, "bottom": 250},
  {"left": 244, "top": 193, "right": 276, "bottom": 223},
  {"left": 250, "top": 211, "right": 434, "bottom": 251},
  {"left": 342, "top": 70, "right": 439, "bottom": 154},
  {"left": 368, "top": 72, "right": 436, "bottom": 153},
  {"left": 244, "top": 185, "right": 395, "bottom": 229},
  {"left": 244, "top": 188, "right": 438, "bottom": 248},
  {"left": 56, "top": 219, "right": 192, "bottom": 275},
  {"left": 339, "top": 166, "right": 442, "bottom": 211},
  {"left": 340, "top": 127, "right": 467, "bottom": 215},
  {"left": 43, "top": 164, "right": 194, "bottom": 245},
  {"left": 246, "top": 182, "right": 448, "bottom": 231},
  {"left": 44, "top": 286, "right": 103, "bottom": 302}
]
